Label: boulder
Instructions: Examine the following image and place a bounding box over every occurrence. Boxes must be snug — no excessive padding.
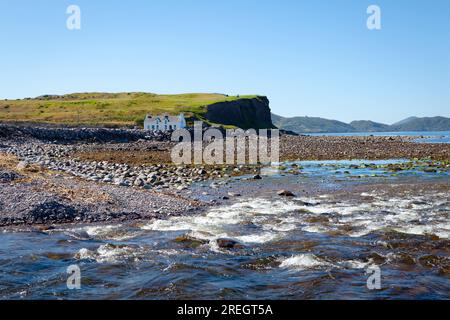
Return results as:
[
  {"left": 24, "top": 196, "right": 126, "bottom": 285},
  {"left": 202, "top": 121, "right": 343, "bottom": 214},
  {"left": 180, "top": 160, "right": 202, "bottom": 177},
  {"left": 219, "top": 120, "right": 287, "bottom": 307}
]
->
[
  {"left": 277, "top": 190, "right": 296, "bottom": 197},
  {"left": 216, "top": 238, "right": 245, "bottom": 249},
  {"left": 227, "top": 192, "right": 242, "bottom": 197}
]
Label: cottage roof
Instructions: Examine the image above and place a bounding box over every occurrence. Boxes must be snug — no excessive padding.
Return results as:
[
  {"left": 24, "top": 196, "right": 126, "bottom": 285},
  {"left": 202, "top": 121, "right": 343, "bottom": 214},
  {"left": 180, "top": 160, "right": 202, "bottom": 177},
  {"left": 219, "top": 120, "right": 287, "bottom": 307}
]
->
[{"left": 145, "top": 113, "right": 182, "bottom": 123}]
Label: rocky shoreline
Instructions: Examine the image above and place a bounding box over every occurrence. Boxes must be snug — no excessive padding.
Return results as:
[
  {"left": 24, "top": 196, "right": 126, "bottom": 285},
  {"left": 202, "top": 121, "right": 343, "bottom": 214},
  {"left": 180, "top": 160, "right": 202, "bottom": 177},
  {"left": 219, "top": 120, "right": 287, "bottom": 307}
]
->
[
  {"left": 1, "top": 123, "right": 449, "bottom": 228},
  {"left": 281, "top": 134, "right": 450, "bottom": 161},
  {"left": 0, "top": 170, "right": 204, "bottom": 227}
]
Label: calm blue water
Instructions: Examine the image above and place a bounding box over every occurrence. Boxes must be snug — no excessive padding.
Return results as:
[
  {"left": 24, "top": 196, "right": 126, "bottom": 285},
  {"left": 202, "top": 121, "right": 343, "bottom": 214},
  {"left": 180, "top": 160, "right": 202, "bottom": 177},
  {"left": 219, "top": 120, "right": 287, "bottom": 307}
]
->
[
  {"left": 0, "top": 160, "right": 449, "bottom": 300},
  {"left": 308, "top": 131, "right": 450, "bottom": 143}
]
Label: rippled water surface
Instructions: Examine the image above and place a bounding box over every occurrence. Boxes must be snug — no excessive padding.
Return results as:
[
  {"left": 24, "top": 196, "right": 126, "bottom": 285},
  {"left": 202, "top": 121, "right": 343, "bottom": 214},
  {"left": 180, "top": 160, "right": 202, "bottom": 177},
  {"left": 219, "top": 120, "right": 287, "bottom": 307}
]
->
[{"left": 0, "top": 160, "right": 449, "bottom": 299}]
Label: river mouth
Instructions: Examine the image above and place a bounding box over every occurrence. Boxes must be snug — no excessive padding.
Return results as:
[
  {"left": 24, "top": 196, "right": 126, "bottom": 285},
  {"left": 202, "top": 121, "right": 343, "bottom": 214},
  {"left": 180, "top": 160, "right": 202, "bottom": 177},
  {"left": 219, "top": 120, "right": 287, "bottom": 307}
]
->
[{"left": 0, "top": 159, "right": 449, "bottom": 300}]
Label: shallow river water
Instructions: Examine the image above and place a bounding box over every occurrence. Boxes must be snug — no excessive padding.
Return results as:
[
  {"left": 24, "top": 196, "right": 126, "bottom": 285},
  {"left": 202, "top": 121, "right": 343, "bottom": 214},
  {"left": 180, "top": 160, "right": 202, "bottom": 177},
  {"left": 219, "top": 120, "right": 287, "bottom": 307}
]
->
[{"left": 0, "top": 160, "right": 449, "bottom": 299}]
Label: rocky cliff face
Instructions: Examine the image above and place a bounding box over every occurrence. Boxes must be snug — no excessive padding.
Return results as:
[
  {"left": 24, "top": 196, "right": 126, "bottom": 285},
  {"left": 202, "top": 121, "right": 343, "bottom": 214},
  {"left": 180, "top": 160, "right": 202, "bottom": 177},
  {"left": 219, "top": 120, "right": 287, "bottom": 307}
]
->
[{"left": 204, "top": 96, "right": 275, "bottom": 129}]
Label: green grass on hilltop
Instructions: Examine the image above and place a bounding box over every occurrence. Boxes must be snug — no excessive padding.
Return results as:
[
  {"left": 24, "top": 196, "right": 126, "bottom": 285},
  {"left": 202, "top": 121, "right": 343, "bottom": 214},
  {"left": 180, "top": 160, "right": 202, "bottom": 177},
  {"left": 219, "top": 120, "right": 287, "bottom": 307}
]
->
[{"left": 0, "top": 92, "right": 258, "bottom": 127}]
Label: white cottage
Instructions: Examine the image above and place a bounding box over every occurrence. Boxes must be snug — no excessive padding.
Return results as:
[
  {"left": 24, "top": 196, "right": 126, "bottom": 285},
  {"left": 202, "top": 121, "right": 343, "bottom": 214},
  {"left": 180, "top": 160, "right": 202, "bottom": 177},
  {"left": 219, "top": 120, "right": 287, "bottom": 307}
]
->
[{"left": 143, "top": 113, "right": 186, "bottom": 131}]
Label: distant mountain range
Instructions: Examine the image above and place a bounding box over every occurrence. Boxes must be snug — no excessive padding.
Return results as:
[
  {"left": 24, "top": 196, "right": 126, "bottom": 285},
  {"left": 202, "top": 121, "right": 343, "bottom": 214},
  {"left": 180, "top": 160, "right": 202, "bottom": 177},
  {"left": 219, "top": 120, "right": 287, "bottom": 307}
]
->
[{"left": 272, "top": 114, "right": 450, "bottom": 134}]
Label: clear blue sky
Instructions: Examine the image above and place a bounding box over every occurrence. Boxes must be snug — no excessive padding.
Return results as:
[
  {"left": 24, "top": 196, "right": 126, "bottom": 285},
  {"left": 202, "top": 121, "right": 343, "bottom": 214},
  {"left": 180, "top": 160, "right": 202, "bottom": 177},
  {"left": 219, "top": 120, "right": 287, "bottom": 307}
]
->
[{"left": 0, "top": 0, "right": 449, "bottom": 124}]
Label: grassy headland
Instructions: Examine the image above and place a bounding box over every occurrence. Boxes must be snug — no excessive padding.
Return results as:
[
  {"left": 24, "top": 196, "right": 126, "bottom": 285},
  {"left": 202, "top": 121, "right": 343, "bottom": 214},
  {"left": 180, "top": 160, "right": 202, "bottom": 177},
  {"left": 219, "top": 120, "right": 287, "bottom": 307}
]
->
[{"left": 0, "top": 92, "right": 259, "bottom": 127}]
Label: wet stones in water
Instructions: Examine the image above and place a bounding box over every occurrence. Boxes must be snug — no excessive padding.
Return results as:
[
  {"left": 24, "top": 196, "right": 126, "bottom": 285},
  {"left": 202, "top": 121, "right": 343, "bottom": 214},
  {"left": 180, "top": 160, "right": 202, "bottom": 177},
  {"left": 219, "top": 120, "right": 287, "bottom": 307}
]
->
[
  {"left": 411, "top": 200, "right": 428, "bottom": 206},
  {"left": 418, "top": 255, "right": 449, "bottom": 271},
  {"left": 174, "top": 235, "right": 208, "bottom": 249},
  {"left": 26, "top": 200, "right": 82, "bottom": 224},
  {"left": 227, "top": 192, "right": 241, "bottom": 197},
  {"left": 367, "top": 252, "right": 387, "bottom": 265},
  {"left": 253, "top": 174, "right": 262, "bottom": 180},
  {"left": 277, "top": 190, "right": 296, "bottom": 197},
  {"left": 243, "top": 256, "right": 280, "bottom": 270},
  {"left": 216, "top": 238, "right": 245, "bottom": 249},
  {"left": 393, "top": 253, "right": 417, "bottom": 271},
  {"left": 305, "top": 215, "right": 330, "bottom": 223},
  {"left": 45, "top": 252, "right": 74, "bottom": 261},
  {"left": 296, "top": 200, "right": 316, "bottom": 207}
]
